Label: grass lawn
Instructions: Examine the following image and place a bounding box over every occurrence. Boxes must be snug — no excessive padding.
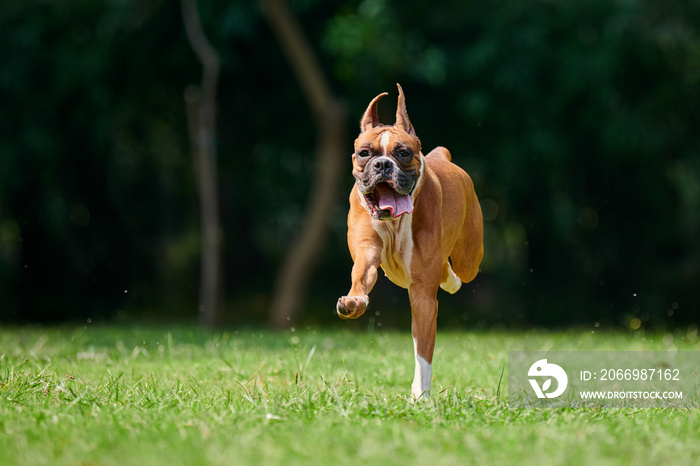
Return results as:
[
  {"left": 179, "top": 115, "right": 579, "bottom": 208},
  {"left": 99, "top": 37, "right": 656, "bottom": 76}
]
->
[{"left": 1, "top": 325, "right": 698, "bottom": 465}]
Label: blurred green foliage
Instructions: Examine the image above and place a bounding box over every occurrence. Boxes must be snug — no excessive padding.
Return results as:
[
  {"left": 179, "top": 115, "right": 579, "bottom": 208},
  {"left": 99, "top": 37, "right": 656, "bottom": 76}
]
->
[{"left": 0, "top": 0, "right": 698, "bottom": 328}]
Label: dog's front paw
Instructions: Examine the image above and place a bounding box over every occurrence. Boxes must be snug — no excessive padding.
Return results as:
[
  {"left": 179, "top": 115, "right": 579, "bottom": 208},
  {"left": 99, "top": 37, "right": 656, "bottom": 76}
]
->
[{"left": 336, "top": 295, "right": 369, "bottom": 319}]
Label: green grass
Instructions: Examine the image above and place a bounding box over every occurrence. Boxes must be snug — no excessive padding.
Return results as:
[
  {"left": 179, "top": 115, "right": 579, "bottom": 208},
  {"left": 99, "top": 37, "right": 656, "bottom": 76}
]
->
[{"left": 1, "top": 325, "right": 699, "bottom": 465}]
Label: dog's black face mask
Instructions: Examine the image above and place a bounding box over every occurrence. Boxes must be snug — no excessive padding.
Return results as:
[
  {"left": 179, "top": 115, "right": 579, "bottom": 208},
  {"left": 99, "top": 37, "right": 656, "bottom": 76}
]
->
[{"left": 352, "top": 128, "right": 421, "bottom": 219}]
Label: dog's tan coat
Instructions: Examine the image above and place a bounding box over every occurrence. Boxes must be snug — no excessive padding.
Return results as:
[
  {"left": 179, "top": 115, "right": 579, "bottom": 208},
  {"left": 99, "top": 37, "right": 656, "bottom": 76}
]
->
[{"left": 337, "top": 85, "right": 484, "bottom": 398}]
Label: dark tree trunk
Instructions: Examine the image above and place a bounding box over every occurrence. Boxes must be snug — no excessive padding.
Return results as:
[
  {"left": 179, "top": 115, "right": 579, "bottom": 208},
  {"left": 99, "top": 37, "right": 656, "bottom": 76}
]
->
[
  {"left": 181, "top": 0, "right": 223, "bottom": 328},
  {"left": 262, "top": 0, "right": 348, "bottom": 329}
]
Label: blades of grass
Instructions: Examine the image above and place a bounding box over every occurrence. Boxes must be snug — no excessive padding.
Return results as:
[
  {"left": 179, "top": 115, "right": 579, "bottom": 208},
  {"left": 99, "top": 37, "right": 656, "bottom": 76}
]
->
[{"left": 496, "top": 363, "right": 505, "bottom": 404}]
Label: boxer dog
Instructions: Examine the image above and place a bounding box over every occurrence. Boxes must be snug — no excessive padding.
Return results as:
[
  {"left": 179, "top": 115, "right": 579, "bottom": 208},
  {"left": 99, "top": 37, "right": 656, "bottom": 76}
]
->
[{"left": 336, "top": 84, "right": 484, "bottom": 400}]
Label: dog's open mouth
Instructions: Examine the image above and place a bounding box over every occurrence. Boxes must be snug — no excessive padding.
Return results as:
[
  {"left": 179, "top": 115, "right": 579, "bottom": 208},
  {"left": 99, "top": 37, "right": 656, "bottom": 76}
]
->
[{"left": 364, "top": 182, "right": 414, "bottom": 219}]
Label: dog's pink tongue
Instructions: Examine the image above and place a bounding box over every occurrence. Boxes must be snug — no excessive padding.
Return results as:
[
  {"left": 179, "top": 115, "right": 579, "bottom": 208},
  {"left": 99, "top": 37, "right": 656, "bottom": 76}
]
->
[{"left": 375, "top": 183, "right": 414, "bottom": 218}]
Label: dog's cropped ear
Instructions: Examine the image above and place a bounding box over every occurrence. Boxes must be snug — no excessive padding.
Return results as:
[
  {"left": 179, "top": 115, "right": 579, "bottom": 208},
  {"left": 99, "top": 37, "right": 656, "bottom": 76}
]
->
[
  {"left": 360, "top": 92, "right": 388, "bottom": 133},
  {"left": 395, "top": 83, "right": 416, "bottom": 137}
]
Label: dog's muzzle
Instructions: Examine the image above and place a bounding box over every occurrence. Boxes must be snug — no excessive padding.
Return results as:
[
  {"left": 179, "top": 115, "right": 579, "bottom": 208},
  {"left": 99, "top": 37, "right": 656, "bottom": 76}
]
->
[{"left": 357, "top": 159, "right": 417, "bottom": 219}]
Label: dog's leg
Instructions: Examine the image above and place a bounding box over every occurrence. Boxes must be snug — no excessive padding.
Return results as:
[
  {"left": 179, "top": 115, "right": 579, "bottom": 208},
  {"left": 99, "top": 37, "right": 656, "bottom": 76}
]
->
[
  {"left": 409, "top": 286, "right": 438, "bottom": 400},
  {"left": 450, "top": 188, "right": 484, "bottom": 284},
  {"left": 337, "top": 246, "right": 381, "bottom": 320},
  {"left": 439, "top": 260, "right": 462, "bottom": 294}
]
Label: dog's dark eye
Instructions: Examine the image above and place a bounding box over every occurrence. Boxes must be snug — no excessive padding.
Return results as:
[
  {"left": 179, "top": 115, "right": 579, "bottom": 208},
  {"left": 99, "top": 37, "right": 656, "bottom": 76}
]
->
[
  {"left": 358, "top": 150, "right": 370, "bottom": 158},
  {"left": 398, "top": 149, "right": 411, "bottom": 158}
]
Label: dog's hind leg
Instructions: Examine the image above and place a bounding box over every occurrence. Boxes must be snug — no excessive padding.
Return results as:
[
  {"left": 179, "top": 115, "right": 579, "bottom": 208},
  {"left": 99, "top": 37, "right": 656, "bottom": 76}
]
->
[
  {"left": 450, "top": 196, "right": 484, "bottom": 284},
  {"left": 439, "top": 260, "right": 462, "bottom": 294}
]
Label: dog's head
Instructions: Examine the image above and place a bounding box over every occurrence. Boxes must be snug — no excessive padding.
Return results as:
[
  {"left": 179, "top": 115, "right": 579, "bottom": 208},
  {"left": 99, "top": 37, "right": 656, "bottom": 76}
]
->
[{"left": 352, "top": 84, "right": 423, "bottom": 220}]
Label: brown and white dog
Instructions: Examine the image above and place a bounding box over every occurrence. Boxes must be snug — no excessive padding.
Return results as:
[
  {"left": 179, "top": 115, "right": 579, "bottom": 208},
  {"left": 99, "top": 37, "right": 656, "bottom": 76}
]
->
[{"left": 337, "top": 84, "right": 484, "bottom": 400}]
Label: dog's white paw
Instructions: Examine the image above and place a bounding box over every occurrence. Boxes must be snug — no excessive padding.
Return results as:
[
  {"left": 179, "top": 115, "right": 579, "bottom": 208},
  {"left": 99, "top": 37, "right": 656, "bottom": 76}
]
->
[{"left": 336, "top": 295, "right": 369, "bottom": 319}]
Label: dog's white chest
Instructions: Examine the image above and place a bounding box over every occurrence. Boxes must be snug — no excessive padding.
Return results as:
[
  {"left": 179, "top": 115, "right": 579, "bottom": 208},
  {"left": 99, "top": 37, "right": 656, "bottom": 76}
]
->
[{"left": 372, "top": 215, "right": 413, "bottom": 289}]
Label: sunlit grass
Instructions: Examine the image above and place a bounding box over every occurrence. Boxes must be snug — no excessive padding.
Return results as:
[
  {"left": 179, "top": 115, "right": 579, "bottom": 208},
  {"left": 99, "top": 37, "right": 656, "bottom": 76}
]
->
[{"left": 1, "top": 325, "right": 698, "bottom": 465}]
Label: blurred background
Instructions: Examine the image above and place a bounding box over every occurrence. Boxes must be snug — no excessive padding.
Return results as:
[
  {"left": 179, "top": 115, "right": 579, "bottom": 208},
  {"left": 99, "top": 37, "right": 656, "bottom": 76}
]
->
[{"left": 1, "top": 0, "right": 698, "bottom": 330}]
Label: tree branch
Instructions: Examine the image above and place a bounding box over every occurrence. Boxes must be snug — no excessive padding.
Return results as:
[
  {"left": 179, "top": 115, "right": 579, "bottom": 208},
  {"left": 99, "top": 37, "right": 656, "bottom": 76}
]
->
[{"left": 261, "top": 0, "right": 333, "bottom": 119}]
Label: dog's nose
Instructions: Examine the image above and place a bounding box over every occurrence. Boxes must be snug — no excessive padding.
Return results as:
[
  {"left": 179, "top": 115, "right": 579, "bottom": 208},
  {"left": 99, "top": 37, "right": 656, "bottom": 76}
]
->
[{"left": 373, "top": 158, "right": 393, "bottom": 174}]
